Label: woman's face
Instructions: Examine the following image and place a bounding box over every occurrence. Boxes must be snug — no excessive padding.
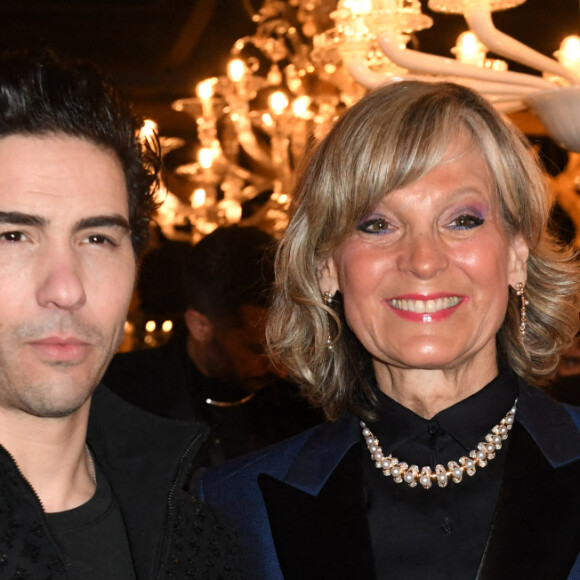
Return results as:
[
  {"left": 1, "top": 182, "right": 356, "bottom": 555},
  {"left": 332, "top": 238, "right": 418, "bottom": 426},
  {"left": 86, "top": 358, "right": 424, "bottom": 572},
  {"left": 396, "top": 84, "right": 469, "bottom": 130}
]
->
[{"left": 319, "top": 131, "right": 528, "bottom": 385}]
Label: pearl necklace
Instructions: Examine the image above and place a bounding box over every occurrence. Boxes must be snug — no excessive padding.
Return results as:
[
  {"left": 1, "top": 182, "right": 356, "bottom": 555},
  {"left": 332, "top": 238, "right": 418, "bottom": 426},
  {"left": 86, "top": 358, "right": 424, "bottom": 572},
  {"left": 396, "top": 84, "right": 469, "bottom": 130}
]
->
[{"left": 360, "top": 399, "right": 517, "bottom": 490}]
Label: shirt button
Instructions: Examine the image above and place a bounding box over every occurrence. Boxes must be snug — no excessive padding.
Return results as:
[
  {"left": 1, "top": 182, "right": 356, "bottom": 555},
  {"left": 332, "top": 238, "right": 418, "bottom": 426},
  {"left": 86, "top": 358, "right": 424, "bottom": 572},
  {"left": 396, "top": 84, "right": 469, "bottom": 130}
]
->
[
  {"left": 441, "top": 517, "right": 454, "bottom": 535},
  {"left": 427, "top": 422, "right": 441, "bottom": 435}
]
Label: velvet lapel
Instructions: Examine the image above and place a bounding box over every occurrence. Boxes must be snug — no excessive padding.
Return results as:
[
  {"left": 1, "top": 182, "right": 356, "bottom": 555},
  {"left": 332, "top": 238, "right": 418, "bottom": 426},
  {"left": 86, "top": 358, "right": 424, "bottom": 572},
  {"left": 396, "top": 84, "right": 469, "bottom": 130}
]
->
[
  {"left": 258, "top": 417, "right": 376, "bottom": 580},
  {"left": 477, "top": 422, "right": 580, "bottom": 579}
]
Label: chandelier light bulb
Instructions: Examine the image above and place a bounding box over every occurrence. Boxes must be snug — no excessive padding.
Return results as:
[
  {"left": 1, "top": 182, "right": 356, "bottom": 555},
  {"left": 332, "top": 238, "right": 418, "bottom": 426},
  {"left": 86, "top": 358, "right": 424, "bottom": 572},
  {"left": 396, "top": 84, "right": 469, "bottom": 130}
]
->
[
  {"left": 268, "top": 91, "right": 289, "bottom": 115},
  {"left": 292, "top": 95, "right": 312, "bottom": 118},
  {"left": 191, "top": 188, "right": 206, "bottom": 209},
  {"left": 452, "top": 31, "right": 486, "bottom": 66},
  {"left": 227, "top": 59, "right": 246, "bottom": 83},
  {"left": 196, "top": 79, "right": 214, "bottom": 100},
  {"left": 198, "top": 147, "right": 215, "bottom": 169},
  {"left": 555, "top": 35, "right": 580, "bottom": 75}
]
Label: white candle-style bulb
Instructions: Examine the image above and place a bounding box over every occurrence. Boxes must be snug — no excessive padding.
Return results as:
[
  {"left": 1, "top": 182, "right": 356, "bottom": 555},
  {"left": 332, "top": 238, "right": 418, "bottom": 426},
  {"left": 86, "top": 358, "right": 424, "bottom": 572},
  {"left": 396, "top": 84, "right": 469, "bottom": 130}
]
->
[
  {"left": 191, "top": 188, "right": 206, "bottom": 208},
  {"left": 292, "top": 95, "right": 312, "bottom": 118},
  {"left": 269, "top": 91, "right": 289, "bottom": 115},
  {"left": 555, "top": 35, "right": 580, "bottom": 76},
  {"left": 452, "top": 31, "right": 486, "bottom": 66},
  {"left": 198, "top": 147, "right": 214, "bottom": 169},
  {"left": 196, "top": 79, "right": 214, "bottom": 100},
  {"left": 228, "top": 59, "right": 246, "bottom": 83}
]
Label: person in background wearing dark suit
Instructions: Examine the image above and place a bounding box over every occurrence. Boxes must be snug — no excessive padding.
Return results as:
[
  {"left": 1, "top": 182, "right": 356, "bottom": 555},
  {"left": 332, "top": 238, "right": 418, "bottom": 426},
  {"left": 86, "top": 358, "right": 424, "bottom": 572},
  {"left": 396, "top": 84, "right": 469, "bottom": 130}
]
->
[{"left": 104, "top": 225, "right": 322, "bottom": 467}]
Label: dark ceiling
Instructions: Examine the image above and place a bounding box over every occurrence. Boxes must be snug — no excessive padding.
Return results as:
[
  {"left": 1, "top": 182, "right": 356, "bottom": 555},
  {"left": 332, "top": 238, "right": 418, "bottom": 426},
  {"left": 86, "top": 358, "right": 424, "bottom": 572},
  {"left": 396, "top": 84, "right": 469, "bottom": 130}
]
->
[{"left": 0, "top": 0, "right": 578, "bottom": 143}]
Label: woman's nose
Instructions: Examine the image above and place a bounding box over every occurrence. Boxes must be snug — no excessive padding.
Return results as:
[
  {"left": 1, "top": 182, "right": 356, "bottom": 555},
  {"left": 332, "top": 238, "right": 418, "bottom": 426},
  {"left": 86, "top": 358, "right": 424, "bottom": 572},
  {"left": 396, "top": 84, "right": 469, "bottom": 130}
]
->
[
  {"left": 36, "top": 249, "right": 87, "bottom": 311},
  {"left": 396, "top": 231, "right": 449, "bottom": 279}
]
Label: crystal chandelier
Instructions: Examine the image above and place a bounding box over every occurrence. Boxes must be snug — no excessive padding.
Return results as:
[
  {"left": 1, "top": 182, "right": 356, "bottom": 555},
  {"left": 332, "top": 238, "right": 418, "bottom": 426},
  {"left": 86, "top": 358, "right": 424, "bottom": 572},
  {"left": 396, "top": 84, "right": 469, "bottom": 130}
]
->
[{"left": 156, "top": 0, "right": 580, "bottom": 241}]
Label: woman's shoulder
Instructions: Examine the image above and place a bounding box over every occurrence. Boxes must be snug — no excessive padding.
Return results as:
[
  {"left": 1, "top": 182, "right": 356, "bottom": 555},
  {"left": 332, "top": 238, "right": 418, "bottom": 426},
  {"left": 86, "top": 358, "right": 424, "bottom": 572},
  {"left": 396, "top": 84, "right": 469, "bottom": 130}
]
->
[
  {"left": 198, "top": 415, "right": 360, "bottom": 497},
  {"left": 517, "top": 381, "right": 580, "bottom": 465}
]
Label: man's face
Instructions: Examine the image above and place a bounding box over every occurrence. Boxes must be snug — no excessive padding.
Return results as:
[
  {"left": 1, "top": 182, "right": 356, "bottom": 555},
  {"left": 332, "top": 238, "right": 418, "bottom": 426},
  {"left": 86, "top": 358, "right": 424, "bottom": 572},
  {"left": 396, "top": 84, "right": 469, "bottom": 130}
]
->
[
  {"left": 0, "top": 134, "right": 135, "bottom": 418},
  {"left": 206, "top": 304, "right": 285, "bottom": 393}
]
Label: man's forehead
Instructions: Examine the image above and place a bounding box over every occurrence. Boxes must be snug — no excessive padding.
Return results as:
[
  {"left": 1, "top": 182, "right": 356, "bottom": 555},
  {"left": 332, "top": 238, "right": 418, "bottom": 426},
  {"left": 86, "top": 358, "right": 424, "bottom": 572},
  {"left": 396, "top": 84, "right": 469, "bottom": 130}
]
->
[{"left": 0, "top": 134, "right": 129, "bottom": 213}]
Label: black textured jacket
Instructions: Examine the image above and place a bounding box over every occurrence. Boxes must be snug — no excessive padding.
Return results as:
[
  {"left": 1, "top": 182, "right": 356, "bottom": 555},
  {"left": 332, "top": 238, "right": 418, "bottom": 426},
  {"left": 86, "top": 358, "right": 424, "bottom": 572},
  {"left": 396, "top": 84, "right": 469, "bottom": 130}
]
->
[{"left": 0, "top": 385, "right": 242, "bottom": 579}]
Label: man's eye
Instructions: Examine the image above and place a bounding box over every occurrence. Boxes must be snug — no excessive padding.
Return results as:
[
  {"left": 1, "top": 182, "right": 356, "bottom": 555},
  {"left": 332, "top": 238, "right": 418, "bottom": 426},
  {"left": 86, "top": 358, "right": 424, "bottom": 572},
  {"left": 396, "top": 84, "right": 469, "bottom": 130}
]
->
[
  {"left": 0, "top": 231, "right": 26, "bottom": 242},
  {"left": 357, "top": 218, "right": 391, "bottom": 234},
  {"left": 449, "top": 214, "right": 484, "bottom": 230},
  {"left": 85, "top": 234, "right": 116, "bottom": 246}
]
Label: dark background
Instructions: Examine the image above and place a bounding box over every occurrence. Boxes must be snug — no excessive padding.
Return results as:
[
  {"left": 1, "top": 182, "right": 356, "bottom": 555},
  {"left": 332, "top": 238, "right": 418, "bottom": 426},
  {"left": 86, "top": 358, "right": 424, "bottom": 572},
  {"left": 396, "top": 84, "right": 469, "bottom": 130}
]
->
[{"left": 0, "top": 0, "right": 578, "bottom": 144}]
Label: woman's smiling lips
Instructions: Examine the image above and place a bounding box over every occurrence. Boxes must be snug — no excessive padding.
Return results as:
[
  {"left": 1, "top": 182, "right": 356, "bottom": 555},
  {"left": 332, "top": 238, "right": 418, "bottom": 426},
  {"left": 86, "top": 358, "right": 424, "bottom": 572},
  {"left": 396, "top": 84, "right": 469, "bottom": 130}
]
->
[
  {"left": 27, "top": 336, "right": 91, "bottom": 363},
  {"left": 386, "top": 294, "right": 466, "bottom": 322}
]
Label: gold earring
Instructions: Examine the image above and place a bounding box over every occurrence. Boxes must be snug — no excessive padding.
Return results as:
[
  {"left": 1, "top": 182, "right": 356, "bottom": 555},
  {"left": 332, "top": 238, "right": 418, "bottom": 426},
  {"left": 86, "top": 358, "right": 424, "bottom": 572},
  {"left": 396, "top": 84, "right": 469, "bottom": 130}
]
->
[
  {"left": 323, "top": 291, "right": 334, "bottom": 350},
  {"left": 515, "top": 282, "right": 528, "bottom": 343}
]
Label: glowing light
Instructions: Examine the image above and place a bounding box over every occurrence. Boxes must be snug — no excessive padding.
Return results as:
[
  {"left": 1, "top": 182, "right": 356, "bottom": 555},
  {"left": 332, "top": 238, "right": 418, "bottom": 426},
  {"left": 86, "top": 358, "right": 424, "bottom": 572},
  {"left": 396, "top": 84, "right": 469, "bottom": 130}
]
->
[
  {"left": 452, "top": 31, "right": 486, "bottom": 67},
  {"left": 161, "top": 320, "right": 173, "bottom": 333},
  {"left": 191, "top": 188, "right": 206, "bottom": 208},
  {"left": 228, "top": 59, "right": 246, "bottom": 83},
  {"left": 555, "top": 35, "right": 580, "bottom": 75},
  {"left": 198, "top": 147, "right": 214, "bottom": 169},
  {"left": 269, "top": 91, "right": 289, "bottom": 115},
  {"left": 292, "top": 95, "right": 312, "bottom": 118},
  {"left": 196, "top": 79, "right": 215, "bottom": 100},
  {"left": 217, "top": 199, "right": 243, "bottom": 222},
  {"left": 145, "top": 320, "right": 157, "bottom": 333}
]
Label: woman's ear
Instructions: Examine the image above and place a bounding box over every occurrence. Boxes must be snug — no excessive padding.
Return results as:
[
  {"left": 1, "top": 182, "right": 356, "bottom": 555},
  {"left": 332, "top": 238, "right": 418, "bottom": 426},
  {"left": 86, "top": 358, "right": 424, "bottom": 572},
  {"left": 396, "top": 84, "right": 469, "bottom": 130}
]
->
[
  {"left": 507, "top": 233, "right": 530, "bottom": 288},
  {"left": 316, "top": 256, "right": 339, "bottom": 296},
  {"left": 184, "top": 309, "right": 214, "bottom": 343}
]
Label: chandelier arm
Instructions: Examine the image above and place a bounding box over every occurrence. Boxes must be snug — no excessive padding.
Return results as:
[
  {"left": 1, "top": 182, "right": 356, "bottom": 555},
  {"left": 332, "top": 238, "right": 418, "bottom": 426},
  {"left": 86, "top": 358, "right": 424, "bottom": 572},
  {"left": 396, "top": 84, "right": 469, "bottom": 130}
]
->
[
  {"left": 377, "top": 30, "right": 557, "bottom": 91},
  {"left": 465, "top": 7, "right": 580, "bottom": 86},
  {"left": 346, "top": 57, "right": 540, "bottom": 101}
]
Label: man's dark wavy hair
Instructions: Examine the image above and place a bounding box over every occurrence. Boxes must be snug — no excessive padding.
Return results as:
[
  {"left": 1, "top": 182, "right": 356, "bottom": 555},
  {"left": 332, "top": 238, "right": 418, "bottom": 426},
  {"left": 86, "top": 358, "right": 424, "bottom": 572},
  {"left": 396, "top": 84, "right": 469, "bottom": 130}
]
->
[{"left": 0, "top": 47, "right": 160, "bottom": 256}]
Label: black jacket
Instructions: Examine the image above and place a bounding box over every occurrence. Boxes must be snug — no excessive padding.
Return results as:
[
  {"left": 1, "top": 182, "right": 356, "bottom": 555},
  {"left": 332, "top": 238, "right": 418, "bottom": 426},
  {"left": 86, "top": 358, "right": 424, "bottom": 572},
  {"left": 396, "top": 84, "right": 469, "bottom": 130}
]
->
[
  {"left": 199, "top": 381, "right": 580, "bottom": 579},
  {"left": 0, "top": 385, "right": 241, "bottom": 579}
]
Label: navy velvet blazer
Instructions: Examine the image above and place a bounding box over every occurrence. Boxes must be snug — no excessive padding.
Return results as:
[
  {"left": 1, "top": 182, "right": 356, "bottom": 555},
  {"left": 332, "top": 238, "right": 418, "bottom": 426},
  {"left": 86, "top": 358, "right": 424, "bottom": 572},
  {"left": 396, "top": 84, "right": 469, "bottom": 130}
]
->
[{"left": 199, "top": 382, "right": 580, "bottom": 580}]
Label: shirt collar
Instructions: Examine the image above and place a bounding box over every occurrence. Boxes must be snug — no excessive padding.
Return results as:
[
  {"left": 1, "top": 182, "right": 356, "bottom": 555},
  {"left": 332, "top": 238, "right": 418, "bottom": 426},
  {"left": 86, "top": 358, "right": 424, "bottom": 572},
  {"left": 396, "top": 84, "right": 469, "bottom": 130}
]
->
[{"left": 369, "top": 371, "right": 519, "bottom": 453}]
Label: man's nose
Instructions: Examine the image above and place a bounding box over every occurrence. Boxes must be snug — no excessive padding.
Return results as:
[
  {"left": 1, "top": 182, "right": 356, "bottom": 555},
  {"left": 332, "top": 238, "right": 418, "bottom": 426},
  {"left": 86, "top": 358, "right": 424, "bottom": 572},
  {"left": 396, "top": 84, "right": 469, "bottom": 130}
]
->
[{"left": 36, "top": 247, "right": 87, "bottom": 311}]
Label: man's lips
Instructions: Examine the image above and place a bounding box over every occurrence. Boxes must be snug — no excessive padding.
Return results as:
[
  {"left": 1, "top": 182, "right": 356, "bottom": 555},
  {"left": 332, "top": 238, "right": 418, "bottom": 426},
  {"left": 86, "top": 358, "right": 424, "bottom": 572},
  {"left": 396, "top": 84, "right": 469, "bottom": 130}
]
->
[
  {"left": 385, "top": 294, "right": 466, "bottom": 322},
  {"left": 27, "top": 336, "right": 91, "bottom": 362}
]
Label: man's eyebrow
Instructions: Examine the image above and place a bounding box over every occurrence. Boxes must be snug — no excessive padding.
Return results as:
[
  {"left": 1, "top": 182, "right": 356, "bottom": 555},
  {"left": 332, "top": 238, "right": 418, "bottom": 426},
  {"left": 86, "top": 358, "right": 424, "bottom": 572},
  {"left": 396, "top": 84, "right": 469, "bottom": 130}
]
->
[
  {"left": 0, "top": 212, "right": 131, "bottom": 233},
  {"left": 75, "top": 215, "right": 131, "bottom": 232},
  {"left": 0, "top": 211, "right": 46, "bottom": 226}
]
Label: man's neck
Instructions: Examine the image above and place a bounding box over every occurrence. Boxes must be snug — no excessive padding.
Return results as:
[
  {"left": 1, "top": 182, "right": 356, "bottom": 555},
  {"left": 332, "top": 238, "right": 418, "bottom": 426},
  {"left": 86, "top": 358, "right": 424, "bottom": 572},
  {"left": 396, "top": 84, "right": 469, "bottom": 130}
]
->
[{"left": 0, "top": 400, "right": 96, "bottom": 513}]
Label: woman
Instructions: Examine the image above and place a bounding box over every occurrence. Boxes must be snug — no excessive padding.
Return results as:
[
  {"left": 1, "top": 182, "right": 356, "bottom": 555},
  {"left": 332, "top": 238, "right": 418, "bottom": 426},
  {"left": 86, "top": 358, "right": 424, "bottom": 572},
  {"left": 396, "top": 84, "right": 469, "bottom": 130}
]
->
[{"left": 197, "top": 81, "right": 580, "bottom": 579}]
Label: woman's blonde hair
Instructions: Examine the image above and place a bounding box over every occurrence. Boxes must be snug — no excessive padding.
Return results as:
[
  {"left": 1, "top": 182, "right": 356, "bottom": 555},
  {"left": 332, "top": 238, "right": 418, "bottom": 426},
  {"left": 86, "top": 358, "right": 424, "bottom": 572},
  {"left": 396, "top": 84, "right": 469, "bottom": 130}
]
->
[{"left": 267, "top": 81, "right": 580, "bottom": 421}]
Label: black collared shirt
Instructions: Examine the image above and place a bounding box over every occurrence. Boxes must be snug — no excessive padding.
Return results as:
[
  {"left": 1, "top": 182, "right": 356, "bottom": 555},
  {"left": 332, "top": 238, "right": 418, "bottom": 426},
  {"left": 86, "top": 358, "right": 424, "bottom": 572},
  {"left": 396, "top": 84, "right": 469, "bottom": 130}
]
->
[{"left": 361, "top": 372, "right": 518, "bottom": 579}]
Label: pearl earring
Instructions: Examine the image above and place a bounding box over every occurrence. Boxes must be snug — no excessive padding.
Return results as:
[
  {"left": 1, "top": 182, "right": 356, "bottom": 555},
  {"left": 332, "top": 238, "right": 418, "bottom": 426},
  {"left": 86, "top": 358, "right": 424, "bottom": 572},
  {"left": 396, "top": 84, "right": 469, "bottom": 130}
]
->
[{"left": 323, "top": 291, "right": 334, "bottom": 350}]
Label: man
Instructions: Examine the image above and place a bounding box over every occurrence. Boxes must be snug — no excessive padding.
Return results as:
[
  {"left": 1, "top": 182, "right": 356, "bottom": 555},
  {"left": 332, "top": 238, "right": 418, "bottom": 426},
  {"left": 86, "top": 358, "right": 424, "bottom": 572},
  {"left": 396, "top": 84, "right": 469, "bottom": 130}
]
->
[
  {"left": 0, "top": 48, "right": 239, "bottom": 579},
  {"left": 104, "top": 225, "right": 322, "bottom": 466}
]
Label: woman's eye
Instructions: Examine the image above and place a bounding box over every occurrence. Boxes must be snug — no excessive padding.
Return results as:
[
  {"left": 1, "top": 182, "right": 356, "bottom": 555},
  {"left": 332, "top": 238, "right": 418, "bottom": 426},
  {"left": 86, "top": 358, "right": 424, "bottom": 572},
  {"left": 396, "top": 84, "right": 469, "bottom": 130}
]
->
[
  {"left": 357, "top": 218, "right": 391, "bottom": 234},
  {"left": 449, "top": 214, "right": 484, "bottom": 230}
]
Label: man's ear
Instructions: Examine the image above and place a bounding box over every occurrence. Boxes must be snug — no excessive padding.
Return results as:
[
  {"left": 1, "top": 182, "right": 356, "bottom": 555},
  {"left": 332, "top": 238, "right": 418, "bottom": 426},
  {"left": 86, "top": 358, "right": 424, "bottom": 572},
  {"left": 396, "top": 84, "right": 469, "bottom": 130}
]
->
[
  {"left": 184, "top": 309, "right": 214, "bottom": 342},
  {"left": 316, "top": 256, "right": 339, "bottom": 297},
  {"left": 507, "top": 233, "right": 530, "bottom": 288}
]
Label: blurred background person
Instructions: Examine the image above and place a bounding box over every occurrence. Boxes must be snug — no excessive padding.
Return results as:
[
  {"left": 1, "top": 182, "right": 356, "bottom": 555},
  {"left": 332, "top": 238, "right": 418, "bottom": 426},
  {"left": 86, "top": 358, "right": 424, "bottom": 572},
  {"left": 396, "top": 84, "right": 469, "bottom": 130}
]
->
[
  {"left": 198, "top": 81, "right": 580, "bottom": 579},
  {"left": 104, "top": 225, "right": 321, "bottom": 466},
  {"left": 550, "top": 330, "right": 580, "bottom": 405}
]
